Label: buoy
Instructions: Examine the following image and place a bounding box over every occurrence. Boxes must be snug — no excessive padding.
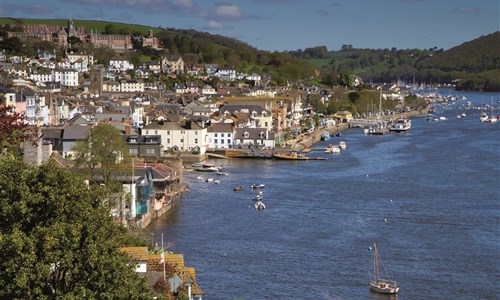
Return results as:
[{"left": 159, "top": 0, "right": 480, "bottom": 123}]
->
[
  {"left": 389, "top": 199, "right": 393, "bottom": 202},
  {"left": 384, "top": 218, "right": 388, "bottom": 223},
  {"left": 368, "top": 246, "right": 372, "bottom": 251}
]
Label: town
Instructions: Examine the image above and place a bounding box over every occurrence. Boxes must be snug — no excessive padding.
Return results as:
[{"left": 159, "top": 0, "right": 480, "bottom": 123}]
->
[{"left": 0, "top": 19, "right": 429, "bottom": 300}]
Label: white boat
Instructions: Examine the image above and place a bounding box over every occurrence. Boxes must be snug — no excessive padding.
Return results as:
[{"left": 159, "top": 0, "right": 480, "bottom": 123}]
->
[
  {"left": 389, "top": 118, "right": 411, "bottom": 132},
  {"left": 254, "top": 200, "right": 266, "bottom": 210},
  {"left": 338, "top": 141, "right": 347, "bottom": 150},
  {"left": 330, "top": 145, "right": 341, "bottom": 154},
  {"left": 216, "top": 171, "right": 230, "bottom": 176},
  {"left": 369, "top": 242, "right": 399, "bottom": 295},
  {"left": 251, "top": 183, "right": 266, "bottom": 189},
  {"left": 214, "top": 180, "right": 220, "bottom": 184}
]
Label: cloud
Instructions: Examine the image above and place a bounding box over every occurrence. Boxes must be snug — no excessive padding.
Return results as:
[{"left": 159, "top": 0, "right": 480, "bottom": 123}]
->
[
  {"left": 205, "top": 20, "right": 224, "bottom": 29},
  {"left": 214, "top": 4, "right": 243, "bottom": 19},
  {"left": 451, "top": 6, "right": 479, "bottom": 14}
]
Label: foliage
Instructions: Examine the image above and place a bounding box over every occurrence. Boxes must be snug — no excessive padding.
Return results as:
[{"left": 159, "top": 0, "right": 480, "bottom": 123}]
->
[
  {"left": 0, "top": 106, "right": 39, "bottom": 154},
  {"left": 0, "top": 157, "right": 152, "bottom": 298}
]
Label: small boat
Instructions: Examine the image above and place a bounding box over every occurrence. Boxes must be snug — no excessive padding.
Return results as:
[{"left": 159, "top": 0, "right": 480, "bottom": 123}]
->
[
  {"left": 254, "top": 201, "right": 266, "bottom": 210},
  {"left": 205, "top": 178, "right": 214, "bottom": 183},
  {"left": 251, "top": 183, "right": 266, "bottom": 189},
  {"left": 321, "top": 132, "right": 331, "bottom": 141},
  {"left": 191, "top": 162, "right": 204, "bottom": 168},
  {"left": 273, "top": 151, "right": 310, "bottom": 160},
  {"left": 330, "top": 145, "right": 341, "bottom": 154},
  {"left": 369, "top": 242, "right": 399, "bottom": 294},
  {"left": 214, "top": 180, "right": 220, "bottom": 184},
  {"left": 389, "top": 117, "right": 411, "bottom": 132},
  {"left": 233, "top": 186, "right": 243, "bottom": 191},
  {"left": 338, "top": 141, "right": 347, "bottom": 150},
  {"left": 195, "top": 166, "right": 219, "bottom": 172},
  {"left": 216, "top": 171, "right": 230, "bottom": 176}
]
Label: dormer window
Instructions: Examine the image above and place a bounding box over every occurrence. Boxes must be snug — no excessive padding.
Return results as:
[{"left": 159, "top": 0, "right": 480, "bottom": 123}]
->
[
  {"left": 259, "top": 132, "right": 265, "bottom": 138},
  {"left": 262, "top": 111, "right": 267, "bottom": 117},
  {"left": 243, "top": 132, "right": 249, "bottom": 138}
]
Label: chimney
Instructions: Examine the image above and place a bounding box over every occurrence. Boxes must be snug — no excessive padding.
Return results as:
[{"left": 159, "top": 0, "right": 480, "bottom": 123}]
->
[{"left": 125, "top": 124, "right": 131, "bottom": 135}]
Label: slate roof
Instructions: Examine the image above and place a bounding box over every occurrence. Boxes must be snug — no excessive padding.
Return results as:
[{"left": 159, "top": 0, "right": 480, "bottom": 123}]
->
[{"left": 62, "top": 126, "right": 90, "bottom": 140}]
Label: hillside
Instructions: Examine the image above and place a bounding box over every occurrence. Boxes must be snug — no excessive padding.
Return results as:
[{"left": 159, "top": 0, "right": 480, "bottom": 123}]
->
[
  {"left": 0, "top": 18, "right": 498, "bottom": 91},
  {"left": 301, "top": 32, "right": 500, "bottom": 91}
]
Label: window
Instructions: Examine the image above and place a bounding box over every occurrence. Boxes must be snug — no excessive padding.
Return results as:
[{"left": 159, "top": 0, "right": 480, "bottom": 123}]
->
[
  {"left": 195, "top": 131, "right": 198, "bottom": 136},
  {"left": 167, "top": 130, "right": 170, "bottom": 135},
  {"left": 221, "top": 133, "right": 224, "bottom": 137},
  {"left": 228, "top": 133, "right": 232, "bottom": 138},
  {"left": 195, "top": 138, "right": 198, "bottom": 144},
  {"left": 265, "top": 122, "right": 268, "bottom": 127},
  {"left": 221, "top": 139, "right": 224, "bottom": 144},
  {"left": 180, "top": 138, "right": 184, "bottom": 143},
  {"left": 145, "top": 130, "right": 149, "bottom": 134},
  {"left": 214, "top": 139, "right": 218, "bottom": 144},
  {"left": 244, "top": 132, "right": 249, "bottom": 138},
  {"left": 167, "top": 138, "right": 170, "bottom": 143},
  {"left": 215, "top": 133, "right": 218, "bottom": 137},
  {"left": 155, "top": 130, "right": 158, "bottom": 134},
  {"left": 129, "top": 148, "right": 138, "bottom": 154},
  {"left": 147, "top": 148, "right": 156, "bottom": 154},
  {"left": 129, "top": 138, "right": 137, "bottom": 143},
  {"left": 227, "top": 139, "right": 231, "bottom": 144}
]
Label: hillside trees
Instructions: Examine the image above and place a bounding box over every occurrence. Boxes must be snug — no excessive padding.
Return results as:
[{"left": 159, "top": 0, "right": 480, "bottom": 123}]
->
[{"left": 0, "top": 157, "right": 152, "bottom": 298}]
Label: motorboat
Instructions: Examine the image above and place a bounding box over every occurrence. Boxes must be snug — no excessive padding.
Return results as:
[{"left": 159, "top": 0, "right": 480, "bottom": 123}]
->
[
  {"left": 389, "top": 118, "right": 411, "bottom": 132},
  {"left": 251, "top": 183, "right": 266, "bottom": 189},
  {"left": 254, "top": 201, "right": 266, "bottom": 210},
  {"left": 338, "top": 141, "right": 347, "bottom": 150},
  {"left": 233, "top": 186, "right": 243, "bottom": 192},
  {"left": 369, "top": 242, "right": 399, "bottom": 294},
  {"left": 321, "top": 132, "right": 331, "bottom": 141}
]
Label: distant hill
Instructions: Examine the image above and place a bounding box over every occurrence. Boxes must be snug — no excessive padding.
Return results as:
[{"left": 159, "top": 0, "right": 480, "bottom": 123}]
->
[
  {"left": 297, "top": 32, "right": 500, "bottom": 91},
  {"left": 1, "top": 18, "right": 498, "bottom": 91}
]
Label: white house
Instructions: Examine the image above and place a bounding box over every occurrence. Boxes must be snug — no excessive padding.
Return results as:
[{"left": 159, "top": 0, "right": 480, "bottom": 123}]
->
[
  {"left": 120, "top": 80, "right": 144, "bottom": 93},
  {"left": 233, "top": 128, "right": 275, "bottom": 149},
  {"left": 215, "top": 68, "right": 237, "bottom": 81},
  {"left": 142, "top": 120, "right": 208, "bottom": 154},
  {"left": 109, "top": 57, "right": 134, "bottom": 72},
  {"left": 207, "top": 123, "right": 235, "bottom": 149}
]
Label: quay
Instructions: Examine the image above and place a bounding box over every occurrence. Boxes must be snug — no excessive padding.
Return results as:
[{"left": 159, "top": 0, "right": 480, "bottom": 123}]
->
[{"left": 205, "top": 109, "right": 427, "bottom": 159}]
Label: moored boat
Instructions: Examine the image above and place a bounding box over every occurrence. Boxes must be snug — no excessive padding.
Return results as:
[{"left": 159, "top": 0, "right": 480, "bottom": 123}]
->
[
  {"left": 389, "top": 117, "right": 411, "bottom": 132},
  {"left": 273, "top": 152, "right": 310, "bottom": 160},
  {"left": 321, "top": 132, "right": 331, "bottom": 141},
  {"left": 369, "top": 242, "right": 399, "bottom": 295}
]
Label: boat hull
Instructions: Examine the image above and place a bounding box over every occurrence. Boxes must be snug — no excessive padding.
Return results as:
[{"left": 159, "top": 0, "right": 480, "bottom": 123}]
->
[{"left": 369, "top": 280, "right": 399, "bottom": 294}]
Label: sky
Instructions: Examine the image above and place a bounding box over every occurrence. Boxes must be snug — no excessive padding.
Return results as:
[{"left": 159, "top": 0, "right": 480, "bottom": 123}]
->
[{"left": 2, "top": 0, "right": 499, "bottom": 52}]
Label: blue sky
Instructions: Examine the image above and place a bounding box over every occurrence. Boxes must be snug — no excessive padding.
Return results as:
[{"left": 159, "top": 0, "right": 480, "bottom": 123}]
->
[{"left": 2, "top": 0, "right": 499, "bottom": 51}]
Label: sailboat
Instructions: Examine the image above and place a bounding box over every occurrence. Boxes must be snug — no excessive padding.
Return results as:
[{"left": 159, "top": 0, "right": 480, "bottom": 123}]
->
[{"left": 369, "top": 242, "right": 399, "bottom": 294}]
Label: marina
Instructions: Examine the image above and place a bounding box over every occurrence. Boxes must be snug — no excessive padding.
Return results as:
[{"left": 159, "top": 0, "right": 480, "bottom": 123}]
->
[{"left": 146, "top": 90, "right": 500, "bottom": 299}]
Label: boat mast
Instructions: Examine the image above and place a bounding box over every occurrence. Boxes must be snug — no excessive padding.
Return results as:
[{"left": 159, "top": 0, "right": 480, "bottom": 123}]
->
[{"left": 373, "top": 242, "right": 380, "bottom": 281}]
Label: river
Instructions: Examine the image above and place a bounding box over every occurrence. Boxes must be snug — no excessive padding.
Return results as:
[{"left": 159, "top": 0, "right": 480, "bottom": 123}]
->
[{"left": 145, "top": 89, "right": 500, "bottom": 299}]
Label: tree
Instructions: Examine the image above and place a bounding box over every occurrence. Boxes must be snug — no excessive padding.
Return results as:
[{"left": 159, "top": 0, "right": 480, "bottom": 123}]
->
[
  {"left": 104, "top": 24, "right": 117, "bottom": 35},
  {"left": 0, "top": 157, "right": 152, "bottom": 298},
  {"left": 0, "top": 106, "right": 39, "bottom": 155},
  {"left": 73, "top": 123, "right": 129, "bottom": 193}
]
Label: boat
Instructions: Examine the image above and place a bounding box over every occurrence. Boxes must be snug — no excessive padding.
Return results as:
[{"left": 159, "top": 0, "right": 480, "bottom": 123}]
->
[
  {"left": 321, "top": 132, "right": 331, "bottom": 141},
  {"left": 338, "top": 141, "right": 347, "bottom": 150},
  {"left": 216, "top": 171, "right": 230, "bottom": 176},
  {"left": 195, "top": 166, "right": 219, "bottom": 172},
  {"left": 251, "top": 183, "right": 266, "bottom": 189},
  {"left": 369, "top": 242, "right": 399, "bottom": 295},
  {"left": 254, "top": 201, "right": 266, "bottom": 210},
  {"left": 191, "top": 162, "right": 204, "bottom": 168},
  {"left": 233, "top": 186, "right": 243, "bottom": 191},
  {"left": 389, "top": 117, "right": 411, "bottom": 132},
  {"left": 214, "top": 180, "right": 220, "bottom": 184},
  {"left": 273, "top": 151, "right": 310, "bottom": 160}
]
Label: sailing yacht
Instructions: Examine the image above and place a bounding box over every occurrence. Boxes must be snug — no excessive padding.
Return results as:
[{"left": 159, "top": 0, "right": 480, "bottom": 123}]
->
[{"left": 369, "top": 242, "right": 399, "bottom": 294}]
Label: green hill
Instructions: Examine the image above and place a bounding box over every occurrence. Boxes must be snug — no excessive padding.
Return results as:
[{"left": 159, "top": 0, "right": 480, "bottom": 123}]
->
[{"left": 0, "top": 18, "right": 498, "bottom": 91}]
